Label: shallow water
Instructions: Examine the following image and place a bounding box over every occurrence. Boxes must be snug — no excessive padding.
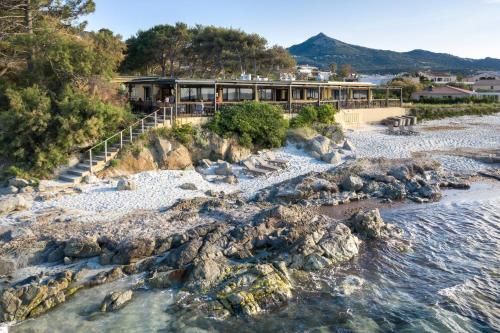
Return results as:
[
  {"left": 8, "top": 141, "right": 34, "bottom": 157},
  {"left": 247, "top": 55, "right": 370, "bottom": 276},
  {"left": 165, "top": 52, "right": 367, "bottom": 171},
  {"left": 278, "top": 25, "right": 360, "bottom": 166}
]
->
[{"left": 12, "top": 183, "right": 500, "bottom": 333}]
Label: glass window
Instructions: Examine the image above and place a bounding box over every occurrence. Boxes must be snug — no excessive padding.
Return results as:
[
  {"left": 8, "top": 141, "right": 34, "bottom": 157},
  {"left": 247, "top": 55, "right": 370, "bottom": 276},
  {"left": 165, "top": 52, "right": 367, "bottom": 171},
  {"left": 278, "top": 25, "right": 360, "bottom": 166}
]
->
[
  {"left": 180, "top": 87, "right": 191, "bottom": 101},
  {"left": 306, "top": 88, "right": 319, "bottom": 99},
  {"left": 259, "top": 89, "right": 273, "bottom": 101},
  {"left": 240, "top": 88, "right": 253, "bottom": 100},
  {"left": 144, "top": 86, "right": 151, "bottom": 101},
  {"left": 292, "top": 88, "right": 302, "bottom": 100},
  {"left": 200, "top": 87, "right": 214, "bottom": 101},
  {"left": 353, "top": 90, "right": 368, "bottom": 99},
  {"left": 223, "top": 88, "right": 238, "bottom": 101}
]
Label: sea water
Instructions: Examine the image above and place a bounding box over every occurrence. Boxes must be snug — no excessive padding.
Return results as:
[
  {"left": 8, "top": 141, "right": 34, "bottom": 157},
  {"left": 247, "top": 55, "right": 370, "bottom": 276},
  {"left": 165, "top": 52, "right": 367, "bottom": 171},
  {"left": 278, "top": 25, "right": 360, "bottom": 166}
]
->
[{"left": 13, "top": 183, "right": 500, "bottom": 333}]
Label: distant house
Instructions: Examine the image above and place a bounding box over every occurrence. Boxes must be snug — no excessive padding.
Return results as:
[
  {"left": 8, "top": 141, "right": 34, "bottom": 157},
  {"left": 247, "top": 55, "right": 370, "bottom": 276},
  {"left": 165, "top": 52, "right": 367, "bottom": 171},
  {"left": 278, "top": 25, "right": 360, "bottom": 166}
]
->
[
  {"left": 419, "top": 71, "right": 457, "bottom": 84},
  {"left": 474, "top": 79, "right": 500, "bottom": 93},
  {"left": 411, "top": 85, "right": 473, "bottom": 101},
  {"left": 467, "top": 71, "right": 500, "bottom": 82}
]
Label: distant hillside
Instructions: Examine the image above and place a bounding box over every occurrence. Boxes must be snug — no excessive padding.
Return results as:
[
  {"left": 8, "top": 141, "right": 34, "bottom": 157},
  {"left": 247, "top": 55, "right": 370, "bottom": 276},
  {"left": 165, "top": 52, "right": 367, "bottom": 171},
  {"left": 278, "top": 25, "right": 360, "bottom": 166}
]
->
[{"left": 288, "top": 33, "right": 500, "bottom": 74}]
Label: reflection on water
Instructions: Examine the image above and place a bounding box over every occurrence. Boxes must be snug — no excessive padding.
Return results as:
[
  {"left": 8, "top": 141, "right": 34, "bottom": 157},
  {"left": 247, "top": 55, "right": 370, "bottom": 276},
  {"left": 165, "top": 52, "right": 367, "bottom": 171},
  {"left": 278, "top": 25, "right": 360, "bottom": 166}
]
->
[{"left": 13, "top": 184, "right": 500, "bottom": 333}]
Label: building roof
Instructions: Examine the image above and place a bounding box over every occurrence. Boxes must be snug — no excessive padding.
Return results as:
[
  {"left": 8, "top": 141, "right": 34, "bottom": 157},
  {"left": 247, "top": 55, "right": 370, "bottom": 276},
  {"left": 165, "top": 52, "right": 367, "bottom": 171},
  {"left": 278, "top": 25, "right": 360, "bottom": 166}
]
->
[
  {"left": 474, "top": 79, "right": 500, "bottom": 86},
  {"left": 125, "top": 76, "right": 378, "bottom": 87},
  {"left": 417, "top": 85, "right": 473, "bottom": 95}
]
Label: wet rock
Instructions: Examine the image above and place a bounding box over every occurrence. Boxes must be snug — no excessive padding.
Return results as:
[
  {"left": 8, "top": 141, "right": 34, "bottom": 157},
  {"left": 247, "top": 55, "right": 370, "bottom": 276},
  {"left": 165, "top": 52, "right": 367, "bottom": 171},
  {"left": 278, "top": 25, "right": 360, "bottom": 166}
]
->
[
  {"left": 116, "top": 178, "right": 137, "bottom": 191},
  {"left": 100, "top": 290, "right": 133, "bottom": 312},
  {"left": 180, "top": 183, "right": 197, "bottom": 191},
  {"left": 339, "top": 275, "right": 364, "bottom": 295},
  {"left": 86, "top": 267, "right": 125, "bottom": 288},
  {"left": 341, "top": 175, "right": 363, "bottom": 192},
  {"left": 147, "top": 269, "right": 186, "bottom": 289},
  {"left": 347, "top": 209, "right": 402, "bottom": 240},
  {"left": 163, "top": 238, "right": 203, "bottom": 268},
  {"left": 418, "top": 184, "right": 442, "bottom": 200},
  {"left": 64, "top": 237, "right": 101, "bottom": 259}
]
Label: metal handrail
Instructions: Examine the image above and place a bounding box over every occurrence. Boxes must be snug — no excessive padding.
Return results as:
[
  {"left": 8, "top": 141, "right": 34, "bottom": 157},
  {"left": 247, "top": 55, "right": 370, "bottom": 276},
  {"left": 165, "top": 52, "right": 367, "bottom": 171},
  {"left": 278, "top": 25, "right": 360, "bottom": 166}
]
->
[{"left": 85, "top": 106, "right": 173, "bottom": 173}]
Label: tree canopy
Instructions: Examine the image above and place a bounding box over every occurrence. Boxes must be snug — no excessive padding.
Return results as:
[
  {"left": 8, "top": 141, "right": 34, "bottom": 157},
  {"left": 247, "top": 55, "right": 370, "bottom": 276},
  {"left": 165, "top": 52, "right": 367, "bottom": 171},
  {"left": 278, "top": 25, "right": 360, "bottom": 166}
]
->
[{"left": 121, "top": 23, "right": 296, "bottom": 79}]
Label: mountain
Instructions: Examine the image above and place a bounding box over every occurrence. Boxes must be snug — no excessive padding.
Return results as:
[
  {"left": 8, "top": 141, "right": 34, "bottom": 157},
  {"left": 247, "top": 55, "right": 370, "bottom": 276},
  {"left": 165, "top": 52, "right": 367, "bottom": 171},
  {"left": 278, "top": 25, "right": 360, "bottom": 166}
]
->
[{"left": 288, "top": 33, "right": 500, "bottom": 74}]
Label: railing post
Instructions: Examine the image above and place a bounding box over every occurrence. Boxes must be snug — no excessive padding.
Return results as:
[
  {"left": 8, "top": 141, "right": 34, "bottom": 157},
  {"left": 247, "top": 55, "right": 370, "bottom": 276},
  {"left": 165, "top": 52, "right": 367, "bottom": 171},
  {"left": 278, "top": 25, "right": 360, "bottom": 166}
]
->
[
  {"left": 154, "top": 111, "right": 157, "bottom": 127},
  {"left": 120, "top": 131, "right": 123, "bottom": 148},
  {"left": 130, "top": 126, "right": 133, "bottom": 143},
  {"left": 141, "top": 119, "right": 144, "bottom": 133},
  {"left": 89, "top": 150, "right": 93, "bottom": 174},
  {"left": 163, "top": 107, "right": 166, "bottom": 126},
  {"left": 104, "top": 140, "right": 108, "bottom": 162},
  {"left": 170, "top": 107, "right": 173, "bottom": 126}
]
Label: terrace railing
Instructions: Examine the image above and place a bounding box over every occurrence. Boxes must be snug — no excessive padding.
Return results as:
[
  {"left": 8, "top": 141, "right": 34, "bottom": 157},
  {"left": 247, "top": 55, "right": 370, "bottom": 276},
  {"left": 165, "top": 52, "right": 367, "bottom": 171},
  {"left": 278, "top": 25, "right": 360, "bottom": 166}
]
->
[{"left": 83, "top": 106, "right": 173, "bottom": 174}]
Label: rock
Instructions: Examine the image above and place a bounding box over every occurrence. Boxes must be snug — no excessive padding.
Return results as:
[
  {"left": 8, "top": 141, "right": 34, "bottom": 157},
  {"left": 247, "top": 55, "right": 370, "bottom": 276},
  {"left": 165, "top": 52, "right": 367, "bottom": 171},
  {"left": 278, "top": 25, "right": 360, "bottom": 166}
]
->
[
  {"left": 64, "top": 237, "right": 101, "bottom": 258},
  {"left": 227, "top": 144, "right": 251, "bottom": 163},
  {"left": 303, "top": 253, "right": 331, "bottom": 271},
  {"left": 215, "top": 162, "right": 233, "bottom": 176},
  {"left": 341, "top": 175, "right": 364, "bottom": 192},
  {"left": 0, "top": 257, "right": 17, "bottom": 276},
  {"left": 163, "top": 145, "right": 192, "bottom": 170},
  {"left": 8, "top": 178, "right": 29, "bottom": 188},
  {"left": 4, "top": 186, "right": 18, "bottom": 195},
  {"left": 388, "top": 166, "right": 411, "bottom": 181},
  {"left": 82, "top": 174, "right": 98, "bottom": 184},
  {"left": 307, "top": 135, "right": 332, "bottom": 156},
  {"left": 63, "top": 257, "right": 72, "bottom": 265},
  {"left": 418, "top": 184, "right": 442, "bottom": 200},
  {"left": 0, "top": 195, "right": 32, "bottom": 215},
  {"left": 207, "top": 133, "right": 231, "bottom": 160},
  {"left": 154, "top": 137, "right": 172, "bottom": 157},
  {"left": 100, "top": 290, "right": 133, "bottom": 312},
  {"left": 147, "top": 269, "right": 186, "bottom": 289},
  {"left": 112, "top": 237, "right": 156, "bottom": 265},
  {"left": 347, "top": 209, "right": 402, "bottom": 240},
  {"left": 222, "top": 175, "right": 238, "bottom": 184},
  {"left": 199, "top": 159, "right": 213, "bottom": 168},
  {"left": 180, "top": 183, "right": 197, "bottom": 191},
  {"left": 163, "top": 238, "right": 203, "bottom": 268},
  {"left": 19, "top": 186, "right": 34, "bottom": 193},
  {"left": 310, "top": 178, "right": 338, "bottom": 193},
  {"left": 321, "top": 151, "right": 341, "bottom": 164},
  {"left": 339, "top": 275, "right": 364, "bottom": 295},
  {"left": 342, "top": 139, "right": 356, "bottom": 151},
  {"left": 116, "top": 178, "right": 137, "bottom": 191}
]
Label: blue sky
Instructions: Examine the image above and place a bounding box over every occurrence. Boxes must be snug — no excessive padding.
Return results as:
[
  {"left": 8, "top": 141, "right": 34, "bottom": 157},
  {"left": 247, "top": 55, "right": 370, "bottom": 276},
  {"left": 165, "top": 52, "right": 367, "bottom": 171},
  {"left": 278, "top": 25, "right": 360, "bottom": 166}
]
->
[{"left": 86, "top": 0, "right": 500, "bottom": 59}]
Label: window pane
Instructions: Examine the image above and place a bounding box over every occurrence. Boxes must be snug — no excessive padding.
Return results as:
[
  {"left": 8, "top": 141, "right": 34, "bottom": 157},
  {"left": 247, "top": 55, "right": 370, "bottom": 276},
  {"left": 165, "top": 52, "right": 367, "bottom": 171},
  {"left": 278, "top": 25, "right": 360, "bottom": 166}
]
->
[
  {"left": 292, "top": 88, "right": 302, "bottom": 100},
  {"left": 307, "top": 88, "right": 318, "bottom": 99},
  {"left": 223, "top": 88, "right": 238, "bottom": 101},
  {"left": 180, "top": 87, "right": 190, "bottom": 101},
  {"left": 200, "top": 87, "right": 214, "bottom": 101},
  {"left": 259, "top": 89, "right": 272, "bottom": 101},
  {"left": 353, "top": 90, "right": 367, "bottom": 99},
  {"left": 240, "top": 88, "right": 253, "bottom": 100}
]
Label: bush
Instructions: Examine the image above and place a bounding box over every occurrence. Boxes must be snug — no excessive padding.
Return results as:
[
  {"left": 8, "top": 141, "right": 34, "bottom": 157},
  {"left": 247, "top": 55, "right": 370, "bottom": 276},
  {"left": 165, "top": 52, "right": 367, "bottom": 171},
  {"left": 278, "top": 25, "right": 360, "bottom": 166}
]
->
[
  {"left": 0, "top": 85, "right": 132, "bottom": 178},
  {"left": 172, "top": 124, "right": 196, "bottom": 145},
  {"left": 290, "top": 104, "right": 336, "bottom": 128},
  {"left": 207, "top": 101, "right": 288, "bottom": 149},
  {"left": 410, "top": 103, "right": 500, "bottom": 120}
]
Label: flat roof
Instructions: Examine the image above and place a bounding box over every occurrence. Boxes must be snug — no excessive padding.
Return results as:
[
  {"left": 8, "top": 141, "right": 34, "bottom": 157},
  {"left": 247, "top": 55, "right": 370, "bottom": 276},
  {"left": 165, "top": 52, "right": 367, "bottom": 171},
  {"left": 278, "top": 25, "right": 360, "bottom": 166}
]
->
[{"left": 125, "top": 76, "right": 380, "bottom": 87}]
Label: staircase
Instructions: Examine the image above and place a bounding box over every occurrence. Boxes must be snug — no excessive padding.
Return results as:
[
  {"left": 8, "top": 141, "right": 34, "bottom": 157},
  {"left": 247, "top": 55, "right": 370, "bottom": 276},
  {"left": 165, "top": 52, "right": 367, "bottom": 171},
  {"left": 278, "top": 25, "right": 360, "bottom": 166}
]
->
[{"left": 59, "top": 107, "right": 174, "bottom": 184}]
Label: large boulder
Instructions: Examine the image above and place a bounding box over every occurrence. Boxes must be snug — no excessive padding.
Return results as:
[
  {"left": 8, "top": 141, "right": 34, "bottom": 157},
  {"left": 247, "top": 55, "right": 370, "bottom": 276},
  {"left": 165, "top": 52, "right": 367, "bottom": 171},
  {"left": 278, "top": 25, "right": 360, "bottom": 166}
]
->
[
  {"left": 342, "top": 139, "right": 356, "bottom": 151},
  {"left": 207, "top": 133, "right": 231, "bottom": 160},
  {"left": 0, "top": 257, "right": 17, "bottom": 276},
  {"left": 100, "top": 290, "right": 133, "bottom": 312},
  {"left": 163, "top": 145, "right": 192, "bottom": 170},
  {"left": 154, "top": 137, "right": 172, "bottom": 158},
  {"left": 341, "top": 175, "right": 364, "bottom": 192},
  {"left": 147, "top": 269, "right": 186, "bottom": 289},
  {"left": 215, "top": 162, "right": 233, "bottom": 176},
  {"left": 307, "top": 135, "right": 332, "bottom": 156},
  {"left": 321, "top": 151, "right": 341, "bottom": 164},
  {"left": 227, "top": 144, "right": 251, "bottom": 163},
  {"left": 347, "top": 209, "right": 403, "bottom": 240},
  {"left": 116, "top": 178, "right": 137, "bottom": 191},
  {"left": 111, "top": 237, "right": 156, "bottom": 265},
  {"left": 64, "top": 237, "right": 101, "bottom": 258},
  {"left": 0, "top": 195, "right": 32, "bottom": 215}
]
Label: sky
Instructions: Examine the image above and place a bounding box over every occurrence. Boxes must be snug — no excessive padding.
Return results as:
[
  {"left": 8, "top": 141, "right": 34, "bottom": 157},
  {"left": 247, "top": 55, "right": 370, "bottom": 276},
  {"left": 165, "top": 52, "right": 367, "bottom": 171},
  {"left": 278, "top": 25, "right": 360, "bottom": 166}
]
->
[{"left": 86, "top": 0, "right": 500, "bottom": 59}]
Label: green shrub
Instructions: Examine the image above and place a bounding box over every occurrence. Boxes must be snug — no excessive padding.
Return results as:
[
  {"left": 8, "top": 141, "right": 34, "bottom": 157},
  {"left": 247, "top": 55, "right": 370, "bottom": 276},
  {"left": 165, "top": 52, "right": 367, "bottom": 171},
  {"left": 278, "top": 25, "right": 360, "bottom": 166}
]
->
[
  {"left": 0, "top": 85, "right": 132, "bottom": 178},
  {"left": 172, "top": 124, "right": 196, "bottom": 145},
  {"left": 207, "top": 101, "right": 288, "bottom": 149},
  {"left": 410, "top": 103, "right": 500, "bottom": 120},
  {"left": 109, "top": 159, "right": 120, "bottom": 167},
  {"left": 290, "top": 104, "right": 337, "bottom": 128}
]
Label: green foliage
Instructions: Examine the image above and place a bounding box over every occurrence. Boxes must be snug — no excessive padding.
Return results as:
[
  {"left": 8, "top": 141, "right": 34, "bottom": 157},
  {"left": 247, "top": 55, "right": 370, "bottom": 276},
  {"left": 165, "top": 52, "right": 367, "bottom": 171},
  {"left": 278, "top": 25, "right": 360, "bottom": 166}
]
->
[
  {"left": 172, "top": 124, "right": 196, "bottom": 145},
  {"left": 414, "top": 95, "right": 498, "bottom": 104},
  {"left": 207, "top": 101, "right": 288, "bottom": 149},
  {"left": 290, "top": 104, "right": 336, "bottom": 128},
  {"left": 0, "top": 85, "right": 131, "bottom": 177},
  {"left": 109, "top": 159, "right": 120, "bottom": 168},
  {"left": 388, "top": 78, "right": 423, "bottom": 102},
  {"left": 410, "top": 103, "right": 500, "bottom": 120}
]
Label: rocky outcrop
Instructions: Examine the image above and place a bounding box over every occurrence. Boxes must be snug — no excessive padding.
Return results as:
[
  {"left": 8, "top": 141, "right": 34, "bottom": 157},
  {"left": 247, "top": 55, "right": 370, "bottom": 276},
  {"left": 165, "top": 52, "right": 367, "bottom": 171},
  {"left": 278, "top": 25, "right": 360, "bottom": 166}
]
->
[
  {"left": 63, "top": 237, "right": 101, "bottom": 259},
  {"left": 347, "top": 209, "right": 403, "bottom": 240},
  {"left": 162, "top": 145, "right": 192, "bottom": 170},
  {"left": 100, "top": 290, "right": 133, "bottom": 312}
]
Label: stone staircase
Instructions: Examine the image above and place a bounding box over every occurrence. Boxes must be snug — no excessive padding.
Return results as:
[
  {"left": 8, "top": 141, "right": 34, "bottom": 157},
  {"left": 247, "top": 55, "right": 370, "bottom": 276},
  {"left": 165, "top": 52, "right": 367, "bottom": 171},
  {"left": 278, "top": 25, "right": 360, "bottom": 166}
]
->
[{"left": 59, "top": 108, "right": 173, "bottom": 184}]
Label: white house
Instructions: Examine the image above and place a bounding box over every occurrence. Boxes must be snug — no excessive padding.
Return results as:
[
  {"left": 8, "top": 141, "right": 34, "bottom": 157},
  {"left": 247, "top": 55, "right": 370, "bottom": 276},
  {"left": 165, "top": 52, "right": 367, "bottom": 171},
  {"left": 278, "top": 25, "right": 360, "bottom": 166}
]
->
[
  {"left": 474, "top": 79, "right": 500, "bottom": 92},
  {"left": 419, "top": 71, "right": 457, "bottom": 84}
]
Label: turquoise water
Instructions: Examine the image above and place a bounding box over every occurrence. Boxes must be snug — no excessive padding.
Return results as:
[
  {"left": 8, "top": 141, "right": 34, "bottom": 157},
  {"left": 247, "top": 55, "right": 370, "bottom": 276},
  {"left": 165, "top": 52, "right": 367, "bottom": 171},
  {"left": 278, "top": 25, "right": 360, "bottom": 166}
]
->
[{"left": 13, "top": 183, "right": 500, "bottom": 332}]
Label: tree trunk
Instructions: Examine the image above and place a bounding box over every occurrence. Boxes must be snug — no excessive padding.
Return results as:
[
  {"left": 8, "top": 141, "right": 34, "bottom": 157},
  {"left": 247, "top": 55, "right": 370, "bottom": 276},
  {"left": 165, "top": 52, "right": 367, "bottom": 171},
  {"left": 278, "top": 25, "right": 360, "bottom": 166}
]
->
[
  {"left": 169, "top": 58, "right": 175, "bottom": 78},
  {"left": 24, "top": 0, "right": 33, "bottom": 71}
]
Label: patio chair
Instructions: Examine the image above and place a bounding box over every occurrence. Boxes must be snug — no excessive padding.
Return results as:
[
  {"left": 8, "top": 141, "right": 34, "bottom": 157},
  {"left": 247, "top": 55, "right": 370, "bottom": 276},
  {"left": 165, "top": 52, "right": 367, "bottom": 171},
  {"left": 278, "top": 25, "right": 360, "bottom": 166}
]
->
[
  {"left": 263, "top": 151, "right": 289, "bottom": 167},
  {"left": 254, "top": 157, "right": 281, "bottom": 171},
  {"left": 242, "top": 160, "right": 269, "bottom": 176}
]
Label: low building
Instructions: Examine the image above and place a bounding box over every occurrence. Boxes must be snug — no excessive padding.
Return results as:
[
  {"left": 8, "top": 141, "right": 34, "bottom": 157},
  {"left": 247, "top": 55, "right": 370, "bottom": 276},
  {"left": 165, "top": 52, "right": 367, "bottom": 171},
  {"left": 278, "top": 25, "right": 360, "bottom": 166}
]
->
[
  {"left": 419, "top": 71, "right": 457, "bottom": 84},
  {"left": 125, "top": 77, "right": 403, "bottom": 115},
  {"left": 474, "top": 79, "right": 500, "bottom": 93},
  {"left": 467, "top": 71, "right": 500, "bottom": 82},
  {"left": 411, "top": 85, "right": 473, "bottom": 101}
]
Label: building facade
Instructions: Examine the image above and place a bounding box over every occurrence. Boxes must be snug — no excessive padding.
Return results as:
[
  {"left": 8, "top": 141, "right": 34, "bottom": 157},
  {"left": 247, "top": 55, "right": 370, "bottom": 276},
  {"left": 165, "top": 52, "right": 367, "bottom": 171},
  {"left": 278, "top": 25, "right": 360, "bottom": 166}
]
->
[
  {"left": 411, "top": 85, "right": 473, "bottom": 101},
  {"left": 125, "top": 77, "right": 403, "bottom": 116},
  {"left": 474, "top": 79, "right": 500, "bottom": 93}
]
